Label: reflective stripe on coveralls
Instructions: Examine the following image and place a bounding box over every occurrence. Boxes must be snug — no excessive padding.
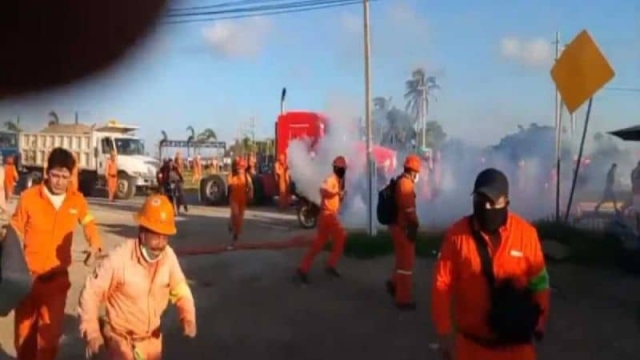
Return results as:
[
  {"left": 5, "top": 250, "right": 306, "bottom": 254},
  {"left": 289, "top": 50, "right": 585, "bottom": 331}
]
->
[
  {"left": 11, "top": 184, "right": 101, "bottom": 360},
  {"left": 389, "top": 174, "right": 419, "bottom": 305},
  {"left": 299, "top": 173, "right": 347, "bottom": 273},
  {"left": 78, "top": 240, "right": 195, "bottom": 360},
  {"left": 431, "top": 213, "right": 550, "bottom": 360}
]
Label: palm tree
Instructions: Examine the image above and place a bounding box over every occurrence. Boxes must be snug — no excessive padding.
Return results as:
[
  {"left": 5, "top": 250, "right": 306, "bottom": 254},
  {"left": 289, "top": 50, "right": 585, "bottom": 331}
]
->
[
  {"left": 4, "top": 120, "right": 21, "bottom": 132},
  {"left": 47, "top": 111, "right": 60, "bottom": 126},
  {"left": 186, "top": 126, "right": 195, "bottom": 157},
  {"left": 373, "top": 96, "right": 392, "bottom": 111},
  {"left": 404, "top": 68, "right": 439, "bottom": 148},
  {"left": 159, "top": 130, "right": 168, "bottom": 160},
  {"left": 196, "top": 128, "right": 217, "bottom": 142}
]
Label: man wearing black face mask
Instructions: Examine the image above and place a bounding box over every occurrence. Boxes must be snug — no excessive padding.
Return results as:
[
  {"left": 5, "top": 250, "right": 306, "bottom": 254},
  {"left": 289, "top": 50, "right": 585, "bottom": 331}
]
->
[
  {"left": 296, "top": 156, "right": 348, "bottom": 284},
  {"left": 431, "top": 168, "right": 550, "bottom": 360}
]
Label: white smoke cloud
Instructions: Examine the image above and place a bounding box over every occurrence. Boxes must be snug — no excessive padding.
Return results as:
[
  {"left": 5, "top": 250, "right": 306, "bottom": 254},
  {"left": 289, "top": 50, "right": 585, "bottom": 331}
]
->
[
  {"left": 499, "top": 36, "right": 554, "bottom": 68},
  {"left": 202, "top": 17, "right": 272, "bottom": 59}
]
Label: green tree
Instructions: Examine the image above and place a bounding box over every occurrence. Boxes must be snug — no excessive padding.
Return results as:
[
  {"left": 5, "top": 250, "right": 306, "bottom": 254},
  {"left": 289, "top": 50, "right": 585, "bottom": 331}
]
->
[
  {"left": 186, "top": 126, "right": 195, "bottom": 157},
  {"left": 4, "top": 120, "right": 21, "bottom": 132},
  {"left": 48, "top": 111, "right": 60, "bottom": 126},
  {"left": 404, "top": 68, "right": 439, "bottom": 147}
]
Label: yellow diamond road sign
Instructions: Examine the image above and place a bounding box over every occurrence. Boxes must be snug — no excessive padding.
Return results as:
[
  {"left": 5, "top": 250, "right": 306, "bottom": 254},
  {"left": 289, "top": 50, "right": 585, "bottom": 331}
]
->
[{"left": 550, "top": 30, "right": 615, "bottom": 114}]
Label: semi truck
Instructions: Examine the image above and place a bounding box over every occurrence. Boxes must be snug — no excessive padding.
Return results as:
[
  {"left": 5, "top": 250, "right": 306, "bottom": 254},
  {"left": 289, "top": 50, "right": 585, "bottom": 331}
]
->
[
  {"left": 19, "top": 120, "right": 160, "bottom": 199},
  {"left": 198, "top": 88, "right": 397, "bottom": 206}
]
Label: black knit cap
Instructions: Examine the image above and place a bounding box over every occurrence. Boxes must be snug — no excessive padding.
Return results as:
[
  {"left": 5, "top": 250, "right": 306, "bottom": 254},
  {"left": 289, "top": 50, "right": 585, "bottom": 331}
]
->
[{"left": 472, "top": 168, "right": 509, "bottom": 201}]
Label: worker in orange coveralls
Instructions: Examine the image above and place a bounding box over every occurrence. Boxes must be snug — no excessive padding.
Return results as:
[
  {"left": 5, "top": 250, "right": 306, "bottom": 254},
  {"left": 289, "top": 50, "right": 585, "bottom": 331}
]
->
[
  {"left": 106, "top": 150, "right": 118, "bottom": 202},
  {"left": 247, "top": 152, "right": 257, "bottom": 176},
  {"left": 226, "top": 157, "right": 253, "bottom": 249},
  {"left": 4, "top": 154, "right": 19, "bottom": 202},
  {"left": 78, "top": 194, "right": 196, "bottom": 360},
  {"left": 192, "top": 154, "right": 202, "bottom": 185},
  {"left": 174, "top": 151, "right": 184, "bottom": 172},
  {"left": 431, "top": 168, "right": 550, "bottom": 360},
  {"left": 11, "top": 147, "right": 102, "bottom": 360},
  {"left": 385, "top": 154, "right": 421, "bottom": 310},
  {"left": 296, "top": 156, "right": 348, "bottom": 284},
  {"left": 274, "top": 153, "right": 290, "bottom": 211}
]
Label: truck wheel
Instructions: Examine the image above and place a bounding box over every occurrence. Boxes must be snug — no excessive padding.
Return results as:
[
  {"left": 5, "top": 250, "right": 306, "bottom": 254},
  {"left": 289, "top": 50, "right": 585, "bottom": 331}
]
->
[
  {"left": 199, "top": 174, "right": 227, "bottom": 206},
  {"left": 116, "top": 172, "right": 136, "bottom": 200}
]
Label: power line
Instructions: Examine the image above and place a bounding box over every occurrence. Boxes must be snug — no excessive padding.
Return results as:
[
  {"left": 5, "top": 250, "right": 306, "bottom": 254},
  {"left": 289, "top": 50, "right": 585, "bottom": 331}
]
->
[
  {"left": 168, "top": 0, "right": 294, "bottom": 12},
  {"left": 603, "top": 86, "right": 640, "bottom": 93},
  {"left": 162, "top": 0, "right": 378, "bottom": 25}
]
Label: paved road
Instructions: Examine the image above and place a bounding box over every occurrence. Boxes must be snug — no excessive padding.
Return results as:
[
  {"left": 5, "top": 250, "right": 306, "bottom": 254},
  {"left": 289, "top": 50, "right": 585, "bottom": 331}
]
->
[{"left": 0, "top": 195, "right": 639, "bottom": 360}]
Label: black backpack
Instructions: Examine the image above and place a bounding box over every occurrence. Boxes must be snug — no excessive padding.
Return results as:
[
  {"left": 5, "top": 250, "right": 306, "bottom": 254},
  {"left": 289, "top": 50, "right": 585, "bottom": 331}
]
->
[{"left": 377, "top": 177, "right": 398, "bottom": 225}]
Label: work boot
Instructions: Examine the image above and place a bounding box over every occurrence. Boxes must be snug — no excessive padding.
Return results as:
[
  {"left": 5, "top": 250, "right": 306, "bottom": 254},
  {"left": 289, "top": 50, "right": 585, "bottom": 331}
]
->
[
  {"left": 295, "top": 269, "right": 309, "bottom": 284},
  {"left": 183, "top": 204, "right": 189, "bottom": 212},
  {"left": 325, "top": 267, "right": 341, "bottom": 278},
  {"left": 386, "top": 280, "right": 396, "bottom": 297},
  {"left": 395, "top": 302, "right": 417, "bottom": 311}
]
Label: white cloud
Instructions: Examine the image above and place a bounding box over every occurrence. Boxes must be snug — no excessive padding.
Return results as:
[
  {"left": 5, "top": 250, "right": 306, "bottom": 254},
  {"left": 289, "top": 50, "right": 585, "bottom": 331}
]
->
[
  {"left": 202, "top": 17, "right": 272, "bottom": 59},
  {"left": 336, "top": 1, "right": 431, "bottom": 71},
  {"left": 499, "top": 36, "right": 553, "bottom": 68}
]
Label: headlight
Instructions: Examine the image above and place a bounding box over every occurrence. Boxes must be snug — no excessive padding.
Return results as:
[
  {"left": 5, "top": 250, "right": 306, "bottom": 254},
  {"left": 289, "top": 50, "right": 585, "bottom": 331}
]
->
[{"left": 132, "top": 171, "right": 144, "bottom": 177}]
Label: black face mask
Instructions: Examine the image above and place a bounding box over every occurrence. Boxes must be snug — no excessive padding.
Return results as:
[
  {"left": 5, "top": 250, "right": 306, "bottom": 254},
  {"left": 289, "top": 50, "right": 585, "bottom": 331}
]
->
[
  {"left": 473, "top": 201, "right": 508, "bottom": 234},
  {"left": 333, "top": 166, "right": 346, "bottom": 178}
]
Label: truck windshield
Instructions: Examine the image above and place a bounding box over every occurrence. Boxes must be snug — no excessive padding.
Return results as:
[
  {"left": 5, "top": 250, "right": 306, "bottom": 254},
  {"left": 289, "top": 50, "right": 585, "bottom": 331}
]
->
[
  {"left": 0, "top": 132, "right": 17, "bottom": 148},
  {"left": 114, "top": 138, "right": 144, "bottom": 155}
]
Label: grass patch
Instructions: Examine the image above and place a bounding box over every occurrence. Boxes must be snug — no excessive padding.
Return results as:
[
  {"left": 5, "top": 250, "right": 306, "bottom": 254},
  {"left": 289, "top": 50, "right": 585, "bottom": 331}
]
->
[
  {"left": 338, "top": 221, "right": 623, "bottom": 269},
  {"left": 338, "top": 231, "right": 443, "bottom": 259}
]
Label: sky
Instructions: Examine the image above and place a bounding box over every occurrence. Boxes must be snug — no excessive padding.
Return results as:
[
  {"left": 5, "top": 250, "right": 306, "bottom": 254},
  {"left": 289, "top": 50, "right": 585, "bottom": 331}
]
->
[{"left": 1, "top": 0, "right": 639, "bottom": 148}]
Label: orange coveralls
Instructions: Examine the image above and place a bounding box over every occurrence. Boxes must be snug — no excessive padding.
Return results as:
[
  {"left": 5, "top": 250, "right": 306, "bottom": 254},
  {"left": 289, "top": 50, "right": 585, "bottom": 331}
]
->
[
  {"left": 192, "top": 155, "right": 202, "bottom": 185},
  {"left": 227, "top": 171, "right": 252, "bottom": 237},
  {"left": 4, "top": 157, "right": 19, "bottom": 201},
  {"left": 431, "top": 213, "right": 550, "bottom": 360},
  {"left": 299, "top": 173, "right": 347, "bottom": 273},
  {"left": 11, "top": 184, "right": 101, "bottom": 360},
  {"left": 389, "top": 175, "right": 418, "bottom": 305},
  {"left": 274, "top": 155, "right": 290, "bottom": 210},
  {"left": 78, "top": 240, "right": 196, "bottom": 360},
  {"left": 106, "top": 157, "right": 118, "bottom": 201},
  {"left": 174, "top": 152, "right": 184, "bottom": 172}
]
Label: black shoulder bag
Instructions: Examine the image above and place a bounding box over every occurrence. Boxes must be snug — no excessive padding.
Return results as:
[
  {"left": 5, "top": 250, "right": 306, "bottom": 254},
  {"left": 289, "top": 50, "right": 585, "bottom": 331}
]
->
[{"left": 468, "top": 216, "right": 541, "bottom": 346}]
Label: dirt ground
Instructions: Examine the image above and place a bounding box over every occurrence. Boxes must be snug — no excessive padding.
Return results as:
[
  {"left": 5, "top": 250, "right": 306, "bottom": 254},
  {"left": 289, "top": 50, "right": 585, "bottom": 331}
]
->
[{"left": 1, "top": 197, "right": 640, "bottom": 360}]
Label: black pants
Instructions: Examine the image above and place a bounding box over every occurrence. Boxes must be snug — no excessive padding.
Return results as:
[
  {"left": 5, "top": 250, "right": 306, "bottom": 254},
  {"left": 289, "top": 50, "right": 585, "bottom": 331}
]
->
[{"left": 164, "top": 182, "right": 187, "bottom": 210}]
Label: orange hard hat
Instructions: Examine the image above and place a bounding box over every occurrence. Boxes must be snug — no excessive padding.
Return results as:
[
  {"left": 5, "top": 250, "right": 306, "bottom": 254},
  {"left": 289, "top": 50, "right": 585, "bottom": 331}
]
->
[
  {"left": 133, "top": 194, "right": 177, "bottom": 235},
  {"left": 333, "top": 156, "right": 347, "bottom": 168},
  {"left": 404, "top": 154, "right": 421, "bottom": 172},
  {"left": 277, "top": 153, "right": 285, "bottom": 162}
]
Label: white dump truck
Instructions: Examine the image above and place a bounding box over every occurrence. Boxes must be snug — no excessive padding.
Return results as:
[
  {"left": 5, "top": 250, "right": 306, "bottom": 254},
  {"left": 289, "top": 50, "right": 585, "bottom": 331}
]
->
[{"left": 19, "top": 120, "right": 160, "bottom": 199}]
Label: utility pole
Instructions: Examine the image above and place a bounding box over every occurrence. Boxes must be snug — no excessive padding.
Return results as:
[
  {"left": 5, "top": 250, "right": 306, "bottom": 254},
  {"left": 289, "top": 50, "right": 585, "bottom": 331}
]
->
[
  {"left": 553, "top": 31, "right": 563, "bottom": 222},
  {"left": 363, "top": 0, "right": 375, "bottom": 236},
  {"left": 421, "top": 85, "right": 427, "bottom": 149}
]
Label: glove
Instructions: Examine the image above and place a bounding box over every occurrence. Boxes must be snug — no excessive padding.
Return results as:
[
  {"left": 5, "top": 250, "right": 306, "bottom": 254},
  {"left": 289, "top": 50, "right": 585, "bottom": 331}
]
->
[
  {"left": 183, "top": 320, "right": 197, "bottom": 338},
  {"left": 406, "top": 225, "right": 418, "bottom": 242},
  {"left": 84, "top": 335, "right": 104, "bottom": 359}
]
